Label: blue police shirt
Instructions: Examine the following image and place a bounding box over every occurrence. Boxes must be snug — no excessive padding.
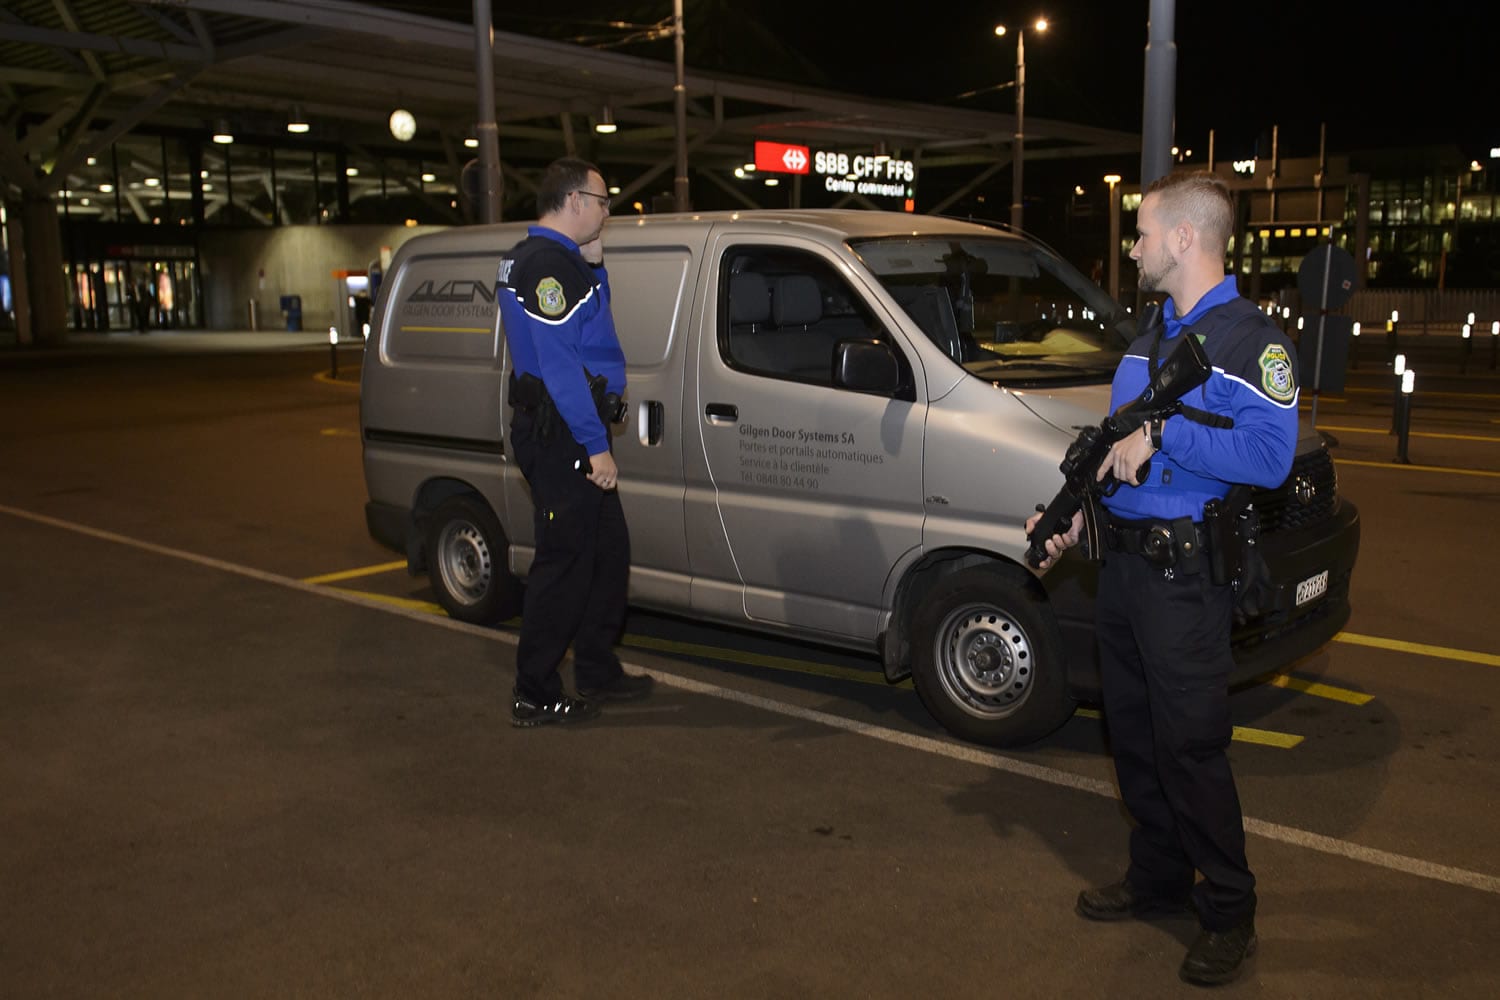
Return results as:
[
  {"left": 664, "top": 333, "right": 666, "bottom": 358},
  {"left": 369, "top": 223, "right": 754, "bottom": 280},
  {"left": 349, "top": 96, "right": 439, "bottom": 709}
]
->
[
  {"left": 1101, "top": 275, "right": 1300, "bottom": 522},
  {"left": 495, "top": 226, "right": 626, "bottom": 456}
]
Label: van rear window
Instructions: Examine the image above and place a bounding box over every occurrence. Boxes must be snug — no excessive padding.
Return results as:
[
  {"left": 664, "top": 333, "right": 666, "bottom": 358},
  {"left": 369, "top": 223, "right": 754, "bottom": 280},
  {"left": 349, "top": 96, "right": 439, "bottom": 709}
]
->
[{"left": 384, "top": 254, "right": 500, "bottom": 364}]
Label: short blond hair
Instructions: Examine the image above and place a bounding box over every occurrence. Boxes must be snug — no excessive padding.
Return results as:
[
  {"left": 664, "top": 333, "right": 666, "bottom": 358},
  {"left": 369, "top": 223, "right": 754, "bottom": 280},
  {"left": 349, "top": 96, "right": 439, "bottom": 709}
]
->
[{"left": 1145, "top": 172, "right": 1233, "bottom": 254}]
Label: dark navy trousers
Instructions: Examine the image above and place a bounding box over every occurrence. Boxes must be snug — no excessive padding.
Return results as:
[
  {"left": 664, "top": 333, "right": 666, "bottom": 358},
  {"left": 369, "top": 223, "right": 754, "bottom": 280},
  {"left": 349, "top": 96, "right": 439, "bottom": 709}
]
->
[
  {"left": 509, "top": 412, "right": 630, "bottom": 702},
  {"left": 1095, "top": 550, "right": 1256, "bottom": 931}
]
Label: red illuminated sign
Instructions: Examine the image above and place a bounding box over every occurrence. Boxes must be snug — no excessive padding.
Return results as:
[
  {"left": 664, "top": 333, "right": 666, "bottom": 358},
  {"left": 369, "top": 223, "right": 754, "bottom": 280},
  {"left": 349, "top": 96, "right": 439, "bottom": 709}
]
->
[{"left": 754, "top": 141, "right": 811, "bottom": 175}]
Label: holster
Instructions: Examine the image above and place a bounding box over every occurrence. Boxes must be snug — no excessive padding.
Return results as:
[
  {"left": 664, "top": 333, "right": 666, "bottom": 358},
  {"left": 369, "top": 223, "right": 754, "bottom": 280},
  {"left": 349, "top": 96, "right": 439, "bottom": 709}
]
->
[
  {"left": 586, "top": 369, "right": 627, "bottom": 424},
  {"left": 508, "top": 371, "right": 562, "bottom": 442}
]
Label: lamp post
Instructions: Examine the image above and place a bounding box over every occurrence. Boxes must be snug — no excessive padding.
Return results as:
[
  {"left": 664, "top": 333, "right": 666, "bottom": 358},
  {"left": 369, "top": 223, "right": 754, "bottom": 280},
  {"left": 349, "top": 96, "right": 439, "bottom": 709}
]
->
[
  {"left": 996, "top": 18, "right": 1048, "bottom": 233},
  {"left": 1104, "top": 173, "right": 1122, "bottom": 302}
]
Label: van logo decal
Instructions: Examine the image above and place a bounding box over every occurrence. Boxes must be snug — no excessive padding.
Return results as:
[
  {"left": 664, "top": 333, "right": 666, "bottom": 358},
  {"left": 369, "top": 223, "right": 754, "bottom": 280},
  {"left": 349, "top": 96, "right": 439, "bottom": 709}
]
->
[{"left": 405, "top": 279, "right": 496, "bottom": 305}]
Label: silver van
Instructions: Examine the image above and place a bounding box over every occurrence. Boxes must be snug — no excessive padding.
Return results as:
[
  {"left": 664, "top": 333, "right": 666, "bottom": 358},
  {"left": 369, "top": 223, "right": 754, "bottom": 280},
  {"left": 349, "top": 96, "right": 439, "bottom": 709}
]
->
[{"left": 360, "top": 210, "right": 1359, "bottom": 746}]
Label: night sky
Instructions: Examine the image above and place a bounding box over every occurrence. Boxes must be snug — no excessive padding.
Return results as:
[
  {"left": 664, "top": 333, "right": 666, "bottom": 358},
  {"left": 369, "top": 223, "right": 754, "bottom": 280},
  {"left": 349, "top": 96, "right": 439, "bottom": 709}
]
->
[{"left": 398, "top": 0, "right": 1498, "bottom": 162}]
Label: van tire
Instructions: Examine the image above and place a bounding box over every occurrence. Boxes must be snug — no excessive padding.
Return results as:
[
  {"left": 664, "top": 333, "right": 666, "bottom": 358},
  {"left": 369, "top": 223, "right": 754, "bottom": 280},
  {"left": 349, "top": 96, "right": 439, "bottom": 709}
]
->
[
  {"left": 910, "top": 564, "right": 1074, "bottom": 747},
  {"left": 425, "top": 495, "right": 522, "bottom": 625}
]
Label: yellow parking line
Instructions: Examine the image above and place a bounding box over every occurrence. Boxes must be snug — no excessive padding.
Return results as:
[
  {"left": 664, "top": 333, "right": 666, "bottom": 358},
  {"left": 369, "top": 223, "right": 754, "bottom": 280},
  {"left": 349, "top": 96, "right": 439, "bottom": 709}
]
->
[
  {"left": 320, "top": 428, "right": 358, "bottom": 437},
  {"left": 1338, "top": 459, "right": 1500, "bottom": 478},
  {"left": 302, "top": 560, "right": 407, "bottom": 584},
  {"left": 1334, "top": 631, "right": 1500, "bottom": 668},
  {"left": 1343, "top": 386, "right": 1500, "bottom": 401},
  {"left": 1261, "top": 673, "right": 1374, "bottom": 706},
  {"left": 334, "top": 589, "right": 447, "bottom": 614},
  {"left": 622, "top": 634, "right": 911, "bottom": 688},
  {"left": 1073, "top": 707, "right": 1302, "bottom": 748},
  {"left": 312, "top": 371, "right": 360, "bottom": 387},
  {"left": 1319, "top": 423, "right": 1500, "bottom": 443}
]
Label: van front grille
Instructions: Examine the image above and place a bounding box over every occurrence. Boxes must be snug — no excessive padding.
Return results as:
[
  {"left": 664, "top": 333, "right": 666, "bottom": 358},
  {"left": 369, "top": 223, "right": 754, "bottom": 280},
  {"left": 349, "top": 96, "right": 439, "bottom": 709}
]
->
[{"left": 1251, "top": 448, "right": 1338, "bottom": 533}]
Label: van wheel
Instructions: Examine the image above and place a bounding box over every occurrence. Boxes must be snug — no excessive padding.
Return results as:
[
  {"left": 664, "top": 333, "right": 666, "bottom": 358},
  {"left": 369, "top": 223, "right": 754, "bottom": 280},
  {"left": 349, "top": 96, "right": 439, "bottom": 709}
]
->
[
  {"left": 910, "top": 564, "right": 1074, "bottom": 747},
  {"left": 425, "top": 495, "right": 522, "bottom": 625}
]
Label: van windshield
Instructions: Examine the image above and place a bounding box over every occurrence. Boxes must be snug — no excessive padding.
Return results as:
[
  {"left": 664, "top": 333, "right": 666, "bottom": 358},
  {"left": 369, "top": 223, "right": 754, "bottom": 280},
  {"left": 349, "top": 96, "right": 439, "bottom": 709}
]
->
[{"left": 849, "top": 236, "right": 1135, "bottom": 387}]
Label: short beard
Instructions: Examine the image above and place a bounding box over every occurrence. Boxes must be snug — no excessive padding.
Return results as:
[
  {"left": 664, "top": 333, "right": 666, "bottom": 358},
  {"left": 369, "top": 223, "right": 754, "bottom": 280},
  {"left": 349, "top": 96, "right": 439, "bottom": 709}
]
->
[{"left": 1138, "top": 253, "right": 1178, "bottom": 293}]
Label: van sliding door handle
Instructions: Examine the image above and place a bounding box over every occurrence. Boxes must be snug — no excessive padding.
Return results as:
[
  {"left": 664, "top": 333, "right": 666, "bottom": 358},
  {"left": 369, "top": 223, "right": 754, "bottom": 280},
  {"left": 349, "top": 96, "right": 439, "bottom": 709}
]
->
[
  {"left": 704, "top": 402, "right": 738, "bottom": 425},
  {"left": 645, "top": 400, "right": 664, "bottom": 445}
]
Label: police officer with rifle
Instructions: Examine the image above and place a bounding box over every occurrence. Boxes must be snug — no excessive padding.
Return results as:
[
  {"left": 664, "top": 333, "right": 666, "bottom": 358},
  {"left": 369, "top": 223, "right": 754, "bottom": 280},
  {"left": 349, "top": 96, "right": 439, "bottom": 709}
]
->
[
  {"left": 496, "top": 157, "right": 653, "bottom": 727},
  {"left": 1026, "top": 173, "right": 1299, "bottom": 986}
]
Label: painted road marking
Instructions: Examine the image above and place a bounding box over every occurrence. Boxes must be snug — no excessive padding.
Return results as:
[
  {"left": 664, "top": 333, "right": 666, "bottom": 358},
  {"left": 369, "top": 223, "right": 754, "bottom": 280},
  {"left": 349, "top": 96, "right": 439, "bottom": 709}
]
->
[
  {"left": 1343, "top": 386, "right": 1500, "bottom": 401},
  {"left": 1319, "top": 423, "right": 1500, "bottom": 444},
  {"left": 301, "top": 560, "right": 408, "bottom": 585},
  {"left": 1261, "top": 672, "right": 1375, "bottom": 706},
  {"left": 1335, "top": 631, "right": 1500, "bottom": 668},
  {"left": 1338, "top": 459, "right": 1500, "bottom": 478},
  {"left": 312, "top": 371, "right": 360, "bottom": 387},
  {"left": 319, "top": 428, "right": 358, "bottom": 437},
  {"left": 5, "top": 502, "right": 1499, "bottom": 896},
  {"left": 1074, "top": 707, "right": 1302, "bottom": 749}
]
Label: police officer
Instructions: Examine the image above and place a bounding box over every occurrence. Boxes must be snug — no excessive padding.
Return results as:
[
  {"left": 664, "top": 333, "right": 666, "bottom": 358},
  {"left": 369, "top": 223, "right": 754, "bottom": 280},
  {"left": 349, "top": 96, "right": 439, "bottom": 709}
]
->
[
  {"left": 1028, "top": 172, "right": 1298, "bottom": 986},
  {"left": 496, "top": 157, "right": 653, "bottom": 727}
]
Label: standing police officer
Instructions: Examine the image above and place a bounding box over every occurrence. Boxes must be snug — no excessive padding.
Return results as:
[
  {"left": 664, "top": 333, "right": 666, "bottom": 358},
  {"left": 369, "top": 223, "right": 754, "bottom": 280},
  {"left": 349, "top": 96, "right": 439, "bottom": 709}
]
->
[
  {"left": 1028, "top": 172, "right": 1298, "bottom": 986},
  {"left": 496, "top": 157, "right": 653, "bottom": 727}
]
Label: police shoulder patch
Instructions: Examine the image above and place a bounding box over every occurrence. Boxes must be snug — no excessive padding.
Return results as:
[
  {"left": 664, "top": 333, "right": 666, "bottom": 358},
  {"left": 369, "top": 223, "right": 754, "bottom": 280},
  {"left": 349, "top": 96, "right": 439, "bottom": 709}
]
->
[
  {"left": 1258, "top": 343, "right": 1296, "bottom": 402},
  {"left": 535, "top": 276, "right": 567, "bottom": 317}
]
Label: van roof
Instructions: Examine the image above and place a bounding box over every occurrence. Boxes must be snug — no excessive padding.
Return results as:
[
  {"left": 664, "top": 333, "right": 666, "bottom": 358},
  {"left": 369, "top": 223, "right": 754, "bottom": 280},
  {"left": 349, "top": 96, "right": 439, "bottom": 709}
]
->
[{"left": 393, "top": 209, "right": 1023, "bottom": 258}]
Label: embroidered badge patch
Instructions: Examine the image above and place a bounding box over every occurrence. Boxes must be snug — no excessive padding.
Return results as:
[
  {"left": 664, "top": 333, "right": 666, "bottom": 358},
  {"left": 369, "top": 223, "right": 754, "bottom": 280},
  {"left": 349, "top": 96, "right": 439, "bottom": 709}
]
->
[
  {"left": 1258, "top": 344, "right": 1296, "bottom": 402},
  {"left": 536, "top": 276, "right": 566, "bottom": 316}
]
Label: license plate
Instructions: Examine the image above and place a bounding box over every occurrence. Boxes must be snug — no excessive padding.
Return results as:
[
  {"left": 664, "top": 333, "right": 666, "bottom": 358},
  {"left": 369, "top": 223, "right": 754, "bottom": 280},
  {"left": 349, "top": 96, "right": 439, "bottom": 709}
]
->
[{"left": 1295, "top": 570, "right": 1329, "bottom": 606}]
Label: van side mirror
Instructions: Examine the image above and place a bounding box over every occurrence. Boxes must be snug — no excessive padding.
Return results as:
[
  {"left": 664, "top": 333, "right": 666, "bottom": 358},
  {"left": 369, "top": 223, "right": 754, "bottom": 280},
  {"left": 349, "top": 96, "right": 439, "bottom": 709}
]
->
[{"left": 833, "top": 339, "right": 900, "bottom": 394}]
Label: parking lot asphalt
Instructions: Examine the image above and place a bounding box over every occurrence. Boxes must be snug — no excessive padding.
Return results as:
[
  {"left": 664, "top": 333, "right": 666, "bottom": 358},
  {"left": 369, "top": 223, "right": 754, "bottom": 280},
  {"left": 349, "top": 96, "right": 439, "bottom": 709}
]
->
[{"left": 2, "top": 340, "right": 1498, "bottom": 998}]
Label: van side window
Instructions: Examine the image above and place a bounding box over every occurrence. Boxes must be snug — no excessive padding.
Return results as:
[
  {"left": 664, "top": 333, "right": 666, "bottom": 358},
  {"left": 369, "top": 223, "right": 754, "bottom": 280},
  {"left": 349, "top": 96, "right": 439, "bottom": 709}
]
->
[{"left": 720, "top": 248, "right": 909, "bottom": 393}]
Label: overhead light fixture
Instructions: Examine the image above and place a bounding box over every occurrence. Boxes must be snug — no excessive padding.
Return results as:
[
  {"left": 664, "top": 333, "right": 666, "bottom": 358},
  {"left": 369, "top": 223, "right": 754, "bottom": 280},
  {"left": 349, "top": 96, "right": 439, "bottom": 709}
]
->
[
  {"left": 346, "top": 167, "right": 359, "bottom": 177},
  {"left": 389, "top": 108, "right": 416, "bottom": 142},
  {"left": 594, "top": 106, "right": 617, "bottom": 134},
  {"left": 421, "top": 172, "right": 436, "bottom": 182},
  {"left": 212, "top": 119, "right": 234, "bottom": 144},
  {"left": 287, "top": 105, "right": 310, "bottom": 134},
  {"left": 463, "top": 137, "right": 478, "bottom": 149}
]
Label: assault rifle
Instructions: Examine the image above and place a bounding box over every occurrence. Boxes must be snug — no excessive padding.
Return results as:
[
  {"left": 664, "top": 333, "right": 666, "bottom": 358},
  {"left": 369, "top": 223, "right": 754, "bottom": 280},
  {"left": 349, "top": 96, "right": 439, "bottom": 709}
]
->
[{"left": 1024, "top": 316, "right": 1215, "bottom": 569}]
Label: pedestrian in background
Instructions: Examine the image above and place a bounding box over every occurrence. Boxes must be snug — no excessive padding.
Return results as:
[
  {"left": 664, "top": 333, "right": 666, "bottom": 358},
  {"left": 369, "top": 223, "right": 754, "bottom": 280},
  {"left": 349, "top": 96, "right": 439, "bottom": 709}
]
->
[
  {"left": 1028, "top": 171, "right": 1299, "bottom": 986},
  {"left": 495, "top": 157, "right": 653, "bottom": 726}
]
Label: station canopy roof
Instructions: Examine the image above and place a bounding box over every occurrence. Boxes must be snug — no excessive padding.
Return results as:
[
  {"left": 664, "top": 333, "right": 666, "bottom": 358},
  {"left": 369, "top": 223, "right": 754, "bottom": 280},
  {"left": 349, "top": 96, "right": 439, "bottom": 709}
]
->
[{"left": 1, "top": 0, "right": 1140, "bottom": 215}]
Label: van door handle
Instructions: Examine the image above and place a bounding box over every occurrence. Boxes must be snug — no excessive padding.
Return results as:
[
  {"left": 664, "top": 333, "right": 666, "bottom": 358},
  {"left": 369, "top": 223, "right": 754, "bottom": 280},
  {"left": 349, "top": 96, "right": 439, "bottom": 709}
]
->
[
  {"left": 705, "top": 402, "right": 738, "bottom": 425},
  {"left": 644, "top": 400, "right": 664, "bottom": 445}
]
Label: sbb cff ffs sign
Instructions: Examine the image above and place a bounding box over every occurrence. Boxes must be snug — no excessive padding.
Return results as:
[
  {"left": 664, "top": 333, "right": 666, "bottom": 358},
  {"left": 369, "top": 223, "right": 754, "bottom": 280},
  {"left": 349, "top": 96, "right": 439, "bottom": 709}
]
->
[{"left": 754, "top": 141, "right": 810, "bottom": 174}]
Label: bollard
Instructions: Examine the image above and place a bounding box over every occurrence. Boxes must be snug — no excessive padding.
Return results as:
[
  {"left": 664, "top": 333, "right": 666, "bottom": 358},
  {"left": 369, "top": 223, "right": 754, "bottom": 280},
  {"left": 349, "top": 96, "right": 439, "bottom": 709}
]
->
[
  {"left": 1394, "top": 369, "right": 1415, "bottom": 464},
  {"left": 1461, "top": 324, "right": 1472, "bottom": 375},
  {"left": 1281, "top": 306, "right": 1292, "bottom": 335},
  {"left": 1351, "top": 321, "right": 1361, "bottom": 370},
  {"left": 1387, "top": 309, "right": 1400, "bottom": 357},
  {"left": 1389, "top": 353, "right": 1406, "bottom": 435},
  {"left": 329, "top": 326, "right": 340, "bottom": 380},
  {"left": 1492, "top": 321, "right": 1498, "bottom": 371}
]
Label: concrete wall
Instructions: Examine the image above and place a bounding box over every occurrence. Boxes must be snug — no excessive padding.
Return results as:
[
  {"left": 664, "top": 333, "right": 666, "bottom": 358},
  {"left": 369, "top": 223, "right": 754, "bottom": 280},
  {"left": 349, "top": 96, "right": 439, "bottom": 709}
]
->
[{"left": 198, "top": 223, "right": 448, "bottom": 331}]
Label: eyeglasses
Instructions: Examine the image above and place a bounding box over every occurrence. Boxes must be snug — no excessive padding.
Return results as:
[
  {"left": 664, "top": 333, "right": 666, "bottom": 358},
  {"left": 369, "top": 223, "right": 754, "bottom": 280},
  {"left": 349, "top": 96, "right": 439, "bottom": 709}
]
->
[{"left": 573, "top": 189, "right": 610, "bottom": 207}]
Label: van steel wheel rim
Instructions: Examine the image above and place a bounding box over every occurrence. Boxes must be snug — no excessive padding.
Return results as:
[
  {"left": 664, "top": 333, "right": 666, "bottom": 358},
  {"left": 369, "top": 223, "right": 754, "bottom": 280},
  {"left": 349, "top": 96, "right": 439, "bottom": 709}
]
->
[
  {"left": 437, "top": 521, "right": 491, "bottom": 605},
  {"left": 934, "top": 603, "right": 1033, "bottom": 718}
]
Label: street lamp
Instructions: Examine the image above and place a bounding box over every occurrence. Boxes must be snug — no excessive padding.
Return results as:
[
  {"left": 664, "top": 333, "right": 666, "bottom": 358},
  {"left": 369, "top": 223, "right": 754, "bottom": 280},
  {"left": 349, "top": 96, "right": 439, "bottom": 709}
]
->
[
  {"left": 995, "top": 17, "right": 1048, "bottom": 233},
  {"left": 1103, "top": 173, "right": 1122, "bottom": 301}
]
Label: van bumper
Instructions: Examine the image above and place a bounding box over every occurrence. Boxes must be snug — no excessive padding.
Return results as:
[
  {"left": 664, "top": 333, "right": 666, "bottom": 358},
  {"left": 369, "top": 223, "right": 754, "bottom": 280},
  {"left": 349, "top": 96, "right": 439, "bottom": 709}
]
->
[
  {"left": 1226, "top": 497, "right": 1359, "bottom": 686},
  {"left": 1057, "top": 498, "right": 1360, "bottom": 701}
]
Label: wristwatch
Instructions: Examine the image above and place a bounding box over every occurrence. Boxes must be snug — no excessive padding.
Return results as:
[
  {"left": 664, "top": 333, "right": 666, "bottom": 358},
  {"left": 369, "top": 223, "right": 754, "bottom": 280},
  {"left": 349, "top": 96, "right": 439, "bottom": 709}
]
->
[{"left": 1149, "top": 418, "right": 1164, "bottom": 452}]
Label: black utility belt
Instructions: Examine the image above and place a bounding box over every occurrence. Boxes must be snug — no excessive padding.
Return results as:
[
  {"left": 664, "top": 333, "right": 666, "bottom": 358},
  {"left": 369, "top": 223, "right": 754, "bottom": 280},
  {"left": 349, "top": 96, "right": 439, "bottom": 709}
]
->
[{"left": 1103, "top": 515, "right": 1209, "bottom": 572}]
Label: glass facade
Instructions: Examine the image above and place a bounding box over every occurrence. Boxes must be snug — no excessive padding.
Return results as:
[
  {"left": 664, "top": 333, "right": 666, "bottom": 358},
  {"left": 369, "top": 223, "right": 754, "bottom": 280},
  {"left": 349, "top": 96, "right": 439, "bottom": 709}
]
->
[{"left": 53, "top": 127, "right": 464, "bottom": 330}]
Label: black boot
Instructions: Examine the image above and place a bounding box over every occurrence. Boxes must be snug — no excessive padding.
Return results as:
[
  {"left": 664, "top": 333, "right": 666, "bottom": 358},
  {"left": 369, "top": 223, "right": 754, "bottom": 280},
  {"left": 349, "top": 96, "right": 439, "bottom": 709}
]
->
[{"left": 1179, "top": 918, "right": 1257, "bottom": 986}]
